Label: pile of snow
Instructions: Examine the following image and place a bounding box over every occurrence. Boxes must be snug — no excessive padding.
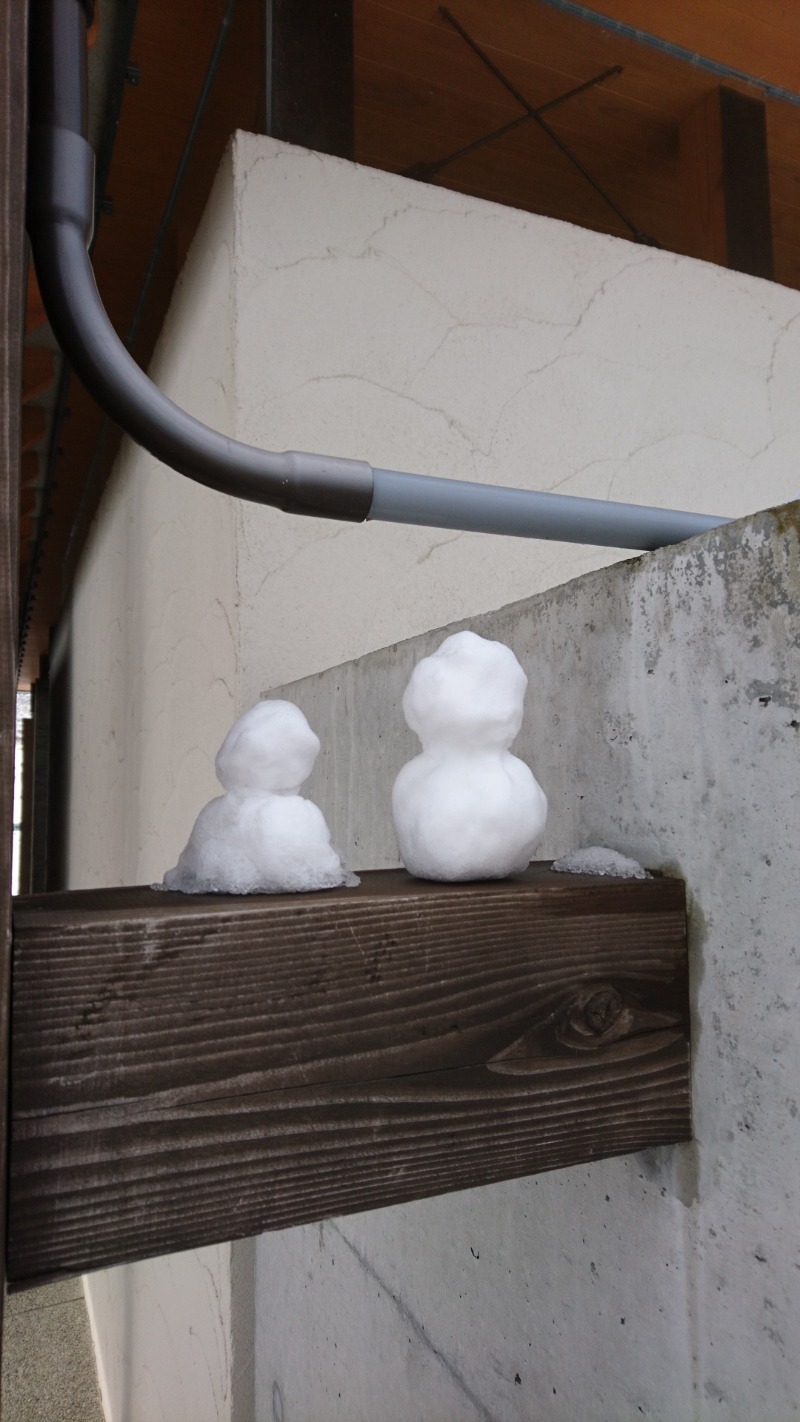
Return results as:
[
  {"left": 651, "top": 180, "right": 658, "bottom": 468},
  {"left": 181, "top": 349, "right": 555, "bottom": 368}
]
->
[
  {"left": 551, "top": 846, "right": 650, "bottom": 879},
  {"left": 392, "top": 630, "right": 547, "bottom": 881},
  {"left": 159, "top": 700, "right": 356, "bottom": 894}
]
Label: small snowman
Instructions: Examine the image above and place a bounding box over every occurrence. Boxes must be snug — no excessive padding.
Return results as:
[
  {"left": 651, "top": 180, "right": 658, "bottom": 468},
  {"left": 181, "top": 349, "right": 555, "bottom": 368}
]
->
[
  {"left": 161, "top": 700, "right": 355, "bottom": 894},
  {"left": 392, "top": 630, "right": 547, "bottom": 881}
]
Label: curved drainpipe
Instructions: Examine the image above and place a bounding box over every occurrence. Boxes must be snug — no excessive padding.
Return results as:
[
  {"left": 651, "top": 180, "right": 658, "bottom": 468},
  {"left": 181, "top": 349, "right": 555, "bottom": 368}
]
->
[{"left": 27, "top": 0, "right": 730, "bottom": 550}]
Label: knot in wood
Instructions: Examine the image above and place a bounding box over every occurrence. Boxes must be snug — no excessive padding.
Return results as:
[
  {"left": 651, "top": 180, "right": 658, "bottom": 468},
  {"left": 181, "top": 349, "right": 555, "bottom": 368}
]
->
[
  {"left": 556, "top": 983, "right": 631, "bottom": 1052},
  {"left": 584, "top": 987, "right": 624, "bottom": 1035}
]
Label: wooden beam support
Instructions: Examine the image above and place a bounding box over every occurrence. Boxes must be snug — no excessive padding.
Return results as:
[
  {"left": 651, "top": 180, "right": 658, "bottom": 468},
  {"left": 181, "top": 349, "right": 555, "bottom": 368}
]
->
[
  {"left": 266, "top": 0, "right": 354, "bottom": 159},
  {"left": 8, "top": 866, "right": 690, "bottom": 1288},
  {"left": 679, "top": 85, "right": 773, "bottom": 279}
]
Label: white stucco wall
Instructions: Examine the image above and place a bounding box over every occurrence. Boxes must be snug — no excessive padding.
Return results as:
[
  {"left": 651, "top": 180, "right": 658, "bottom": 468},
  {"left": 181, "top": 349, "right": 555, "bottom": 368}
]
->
[
  {"left": 68, "top": 151, "right": 239, "bottom": 892},
  {"left": 64, "top": 133, "right": 800, "bottom": 1419},
  {"left": 257, "top": 502, "right": 800, "bottom": 1422},
  {"left": 230, "top": 133, "right": 800, "bottom": 703},
  {"left": 84, "top": 1246, "right": 232, "bottom": 1422}
]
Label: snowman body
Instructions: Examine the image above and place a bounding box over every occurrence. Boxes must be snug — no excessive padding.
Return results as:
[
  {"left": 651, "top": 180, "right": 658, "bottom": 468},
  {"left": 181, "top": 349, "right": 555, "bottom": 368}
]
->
[
  {"left": 392, "top": 631, "right": 547, "bottom": 882},
  {"left": 163, "top": 700, "right": 349, "bottom": 894}
]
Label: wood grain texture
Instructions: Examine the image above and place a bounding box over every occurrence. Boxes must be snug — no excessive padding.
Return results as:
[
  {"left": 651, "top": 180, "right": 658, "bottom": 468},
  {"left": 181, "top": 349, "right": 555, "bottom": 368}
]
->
[{"left": 8, "top": 866, "right": 690, "bottom": 1286}]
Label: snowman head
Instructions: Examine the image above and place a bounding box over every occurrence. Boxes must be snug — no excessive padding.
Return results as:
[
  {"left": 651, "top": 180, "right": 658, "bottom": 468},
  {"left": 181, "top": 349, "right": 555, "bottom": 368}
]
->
[
  {"left": 402, "top": 630, "right": 528, "bottom": 751},
  {"left": 215, "top": 700, "right": 320, "bottom": 794}
]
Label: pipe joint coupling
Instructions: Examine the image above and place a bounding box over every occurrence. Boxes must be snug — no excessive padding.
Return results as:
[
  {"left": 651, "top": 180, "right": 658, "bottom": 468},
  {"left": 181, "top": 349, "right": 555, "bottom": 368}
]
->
[
  {"left": 281, "top": 451, "right": 374, "bottom": 521},
  {"left": 27, "top": 125, "right": 95, "bottom": 247}
]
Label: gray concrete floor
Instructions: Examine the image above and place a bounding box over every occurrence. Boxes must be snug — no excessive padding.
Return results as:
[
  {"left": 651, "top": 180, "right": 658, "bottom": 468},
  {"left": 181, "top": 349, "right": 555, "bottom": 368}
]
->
[{"left": 2, "top": 1278, "right": 105, "bottom": 1421}]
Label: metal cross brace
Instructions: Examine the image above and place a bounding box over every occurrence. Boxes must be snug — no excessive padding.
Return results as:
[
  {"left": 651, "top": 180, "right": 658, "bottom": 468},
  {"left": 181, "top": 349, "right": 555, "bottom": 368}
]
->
[{"left": 404, "top": 6, "right": 660, "bottom": 248}]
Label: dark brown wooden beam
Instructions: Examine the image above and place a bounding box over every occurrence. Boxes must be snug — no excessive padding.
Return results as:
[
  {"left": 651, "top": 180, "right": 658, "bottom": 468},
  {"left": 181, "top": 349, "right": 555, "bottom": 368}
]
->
[
  {"left": 679, "top": 85, "right": 773, "bottom": 279},
  {"left": 8, "top": 866, "right": 690, "bottom": 1287},
  {"left": 267, "top": 0, "right": 354, "bottom": 159}
]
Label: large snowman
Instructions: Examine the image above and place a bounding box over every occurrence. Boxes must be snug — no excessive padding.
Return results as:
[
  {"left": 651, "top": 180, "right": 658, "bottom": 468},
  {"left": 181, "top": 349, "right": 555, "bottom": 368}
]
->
[
  {"left": 162, "top": 700, "right": 353, "bottom": 894},
  {"left": 392, "top": 630, "right": 547, "bottom": 881}
]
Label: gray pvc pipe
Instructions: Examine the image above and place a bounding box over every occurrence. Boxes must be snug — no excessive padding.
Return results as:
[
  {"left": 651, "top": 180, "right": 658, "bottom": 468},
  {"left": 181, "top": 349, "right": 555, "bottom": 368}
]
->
[
  {"left": 370, "top": 469, "right": 730, "bottom": 550},
  {"left": 30, "top": 0, "right": 732, "bottom": 553}
]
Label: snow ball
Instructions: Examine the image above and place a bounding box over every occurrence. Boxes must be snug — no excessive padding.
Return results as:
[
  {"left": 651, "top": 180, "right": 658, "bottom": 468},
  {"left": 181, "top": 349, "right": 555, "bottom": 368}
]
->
[
  {"left": 551, "top": 846, "right": 650, "bottom": 879},
  {"left": 216, "top": 700, "right": 320, "bottom": 795},
  {"left": 393, "top": 631, "right": 547, "bottom": 882},
  {"left": 158, "top": 700, "right": 356, "bottom": 895},
  {"left": 402, "top": 629, "right": 528, "bottom": 751}
]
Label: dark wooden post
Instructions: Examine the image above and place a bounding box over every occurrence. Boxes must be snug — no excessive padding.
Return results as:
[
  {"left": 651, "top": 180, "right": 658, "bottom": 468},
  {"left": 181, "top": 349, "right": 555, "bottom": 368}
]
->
[
  {"left": 0, "top": 0, "right": 28, "bottom": 1376},
  {"left": 266, "top": 0, "right": 354, "bottom": 159},
  {"left": 679, "top": 86, "right": 773, "bottom": 280}
]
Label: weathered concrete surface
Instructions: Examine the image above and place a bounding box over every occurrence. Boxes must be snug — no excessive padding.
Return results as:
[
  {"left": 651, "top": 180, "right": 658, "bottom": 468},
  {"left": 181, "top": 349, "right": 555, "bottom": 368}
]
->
[
  {"left": 250, "top": 502, "right": 800, "bottom": 1422},
  {"left": 2, "top": 1282, "right": 104, "bottom": 1422}
]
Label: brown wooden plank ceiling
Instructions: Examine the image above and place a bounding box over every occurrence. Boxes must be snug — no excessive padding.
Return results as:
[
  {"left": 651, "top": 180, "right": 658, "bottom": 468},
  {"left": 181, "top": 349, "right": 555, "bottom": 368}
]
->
[{"left": 19, "top": 0, "right": 800, "bottom": 685}]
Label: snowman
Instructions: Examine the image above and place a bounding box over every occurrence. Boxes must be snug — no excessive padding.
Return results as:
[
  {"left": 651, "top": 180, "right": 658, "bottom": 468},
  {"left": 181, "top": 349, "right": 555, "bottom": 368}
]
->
[
  {"left": 162, "top": 700, "right": 354, "bottom": 894},
  {"left": 392, "top": 630, "right": 547, "bottom": 881}
]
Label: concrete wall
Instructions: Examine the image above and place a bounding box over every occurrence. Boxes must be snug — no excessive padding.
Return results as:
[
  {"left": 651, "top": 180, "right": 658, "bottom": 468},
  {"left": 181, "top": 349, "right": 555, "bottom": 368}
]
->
[
  {"left": 63, "top": 131, "right": 800, "bottom": 1418},
  {"left": 253, "top": 501, "right": 800, "bottom": 1422}
]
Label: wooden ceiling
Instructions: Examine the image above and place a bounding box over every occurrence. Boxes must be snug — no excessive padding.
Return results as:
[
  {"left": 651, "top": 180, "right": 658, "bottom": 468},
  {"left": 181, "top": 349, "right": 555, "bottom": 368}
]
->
[
  {"left": 19, "top": 0, "right": 800, "bottom": 684},
  {"left": 356, "top": 0, "right": 800, "bottom": 272}
]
